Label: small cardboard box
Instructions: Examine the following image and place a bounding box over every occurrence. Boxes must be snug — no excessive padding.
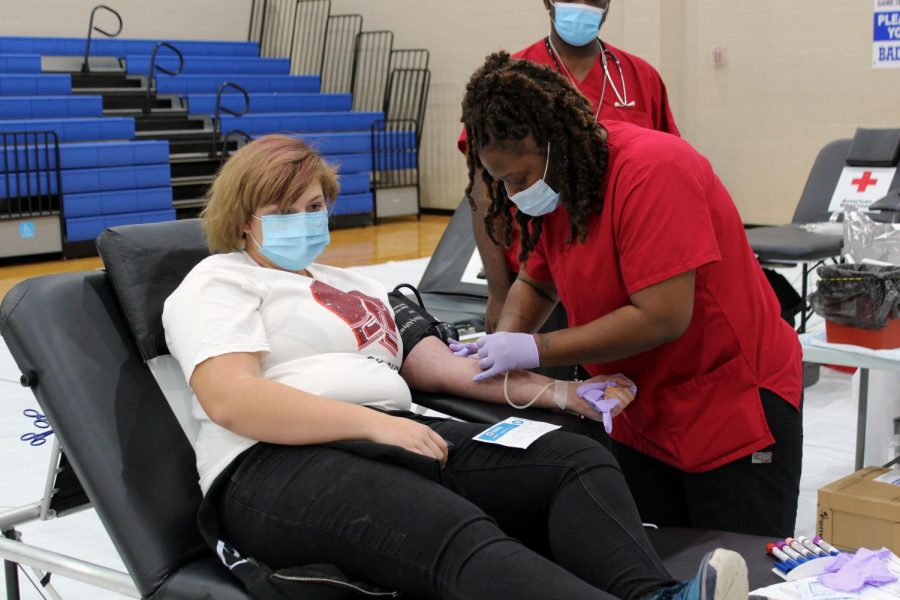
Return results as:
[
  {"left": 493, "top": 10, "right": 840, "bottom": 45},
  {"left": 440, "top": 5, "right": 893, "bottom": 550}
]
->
[{"left": 817, "top": 467, "right": 900, "bottom": 553}]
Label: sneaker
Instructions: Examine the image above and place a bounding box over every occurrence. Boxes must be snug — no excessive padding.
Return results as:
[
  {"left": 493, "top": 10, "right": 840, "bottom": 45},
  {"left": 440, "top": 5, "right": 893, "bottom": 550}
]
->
[{"left": 654, "top": 549, "right": 749, "bottom": 600}]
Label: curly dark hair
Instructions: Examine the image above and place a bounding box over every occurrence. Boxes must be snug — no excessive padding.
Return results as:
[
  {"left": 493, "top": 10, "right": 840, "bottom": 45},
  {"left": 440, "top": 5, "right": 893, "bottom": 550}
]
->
[{"left": 461, "top": 51, "right": 608, "bottom": 264}]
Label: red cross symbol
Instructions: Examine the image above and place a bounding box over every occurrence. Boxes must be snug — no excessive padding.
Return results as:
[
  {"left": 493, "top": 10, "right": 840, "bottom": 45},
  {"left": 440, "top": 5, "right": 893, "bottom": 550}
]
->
[{"left": 851, "top": 171, "right": 879, "bottom": 193}]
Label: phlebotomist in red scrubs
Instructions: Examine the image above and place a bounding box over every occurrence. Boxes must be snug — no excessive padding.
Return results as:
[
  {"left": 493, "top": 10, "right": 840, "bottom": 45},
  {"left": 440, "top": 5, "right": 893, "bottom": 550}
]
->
[
  {"left": 457, "top": 52, "right": 804, "bottom": 538},
  {"left": 460, "top": 0, "right": 680, "bottom": 334}
]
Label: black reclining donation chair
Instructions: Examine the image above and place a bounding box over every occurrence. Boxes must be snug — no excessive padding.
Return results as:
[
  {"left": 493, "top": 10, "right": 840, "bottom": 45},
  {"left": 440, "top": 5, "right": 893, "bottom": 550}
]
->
[
  {"left": 0, "top": 220, "right": 780, "bottom": 599},
  {"left": 746, "top": 127, "right": 900, "bottom": 332}
]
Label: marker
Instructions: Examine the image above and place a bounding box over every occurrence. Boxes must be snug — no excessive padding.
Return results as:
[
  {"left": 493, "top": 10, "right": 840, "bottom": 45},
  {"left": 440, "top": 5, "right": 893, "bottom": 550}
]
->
[
  {"left": 813, "top": 536, "right": 841, "bottom": 556},
  {"left": 776, "top": 541, "right": 807, "bottom": 563},
  {"left": 797, "top": 536, "right": 828, "bottom": 558},
  {"left": 785, "top": 537, "right": 814, "bottom": 559},
  {"left": 767, "top": 543, "right": 799, "bottom": 570}
]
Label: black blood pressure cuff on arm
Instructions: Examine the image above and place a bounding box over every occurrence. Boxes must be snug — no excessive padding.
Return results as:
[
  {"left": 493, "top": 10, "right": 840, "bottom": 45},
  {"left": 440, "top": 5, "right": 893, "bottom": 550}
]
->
[{"left": 388, "top": 284, "right": 457, "bottom": 360}]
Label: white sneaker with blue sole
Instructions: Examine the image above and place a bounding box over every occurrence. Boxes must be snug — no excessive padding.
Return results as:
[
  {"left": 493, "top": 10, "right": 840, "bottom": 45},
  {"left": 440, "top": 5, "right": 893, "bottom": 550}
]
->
[{"left": 654, "top": 549, "right": 749, "bottom": 600}]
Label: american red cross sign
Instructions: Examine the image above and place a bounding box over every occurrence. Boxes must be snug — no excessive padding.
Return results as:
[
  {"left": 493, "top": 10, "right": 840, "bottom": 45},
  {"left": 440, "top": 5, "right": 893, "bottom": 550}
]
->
[
  {"left": 828, "top": 166, "right": 897, "bottom": 213},
  {"left": 851, "top": 171, "right": 879, "bottom": 193}
]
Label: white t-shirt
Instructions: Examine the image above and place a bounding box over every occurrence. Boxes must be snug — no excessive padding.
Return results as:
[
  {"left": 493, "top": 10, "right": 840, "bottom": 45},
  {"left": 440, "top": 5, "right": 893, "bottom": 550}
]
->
[{"left": 162, "top": 252, "right": 410, "bottom": 494}]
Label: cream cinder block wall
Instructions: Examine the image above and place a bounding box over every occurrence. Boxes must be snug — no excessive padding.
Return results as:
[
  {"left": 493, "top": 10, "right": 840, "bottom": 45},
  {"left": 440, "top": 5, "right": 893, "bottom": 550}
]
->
[
  {"left": 671, "top": 0, "right": 900, "bottom": 225},
  {"left": 333, "top": 0, "right": 899, "bottom": 222},
  {"left": 0, "top": 0, "right": 250, "bottom": 41}
]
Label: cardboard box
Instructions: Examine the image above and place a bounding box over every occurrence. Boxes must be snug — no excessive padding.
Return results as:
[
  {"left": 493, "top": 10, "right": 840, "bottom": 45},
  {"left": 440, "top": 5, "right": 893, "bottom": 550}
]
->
[{"left": 817, "top": 467, "right": 900, "bottom": 553}]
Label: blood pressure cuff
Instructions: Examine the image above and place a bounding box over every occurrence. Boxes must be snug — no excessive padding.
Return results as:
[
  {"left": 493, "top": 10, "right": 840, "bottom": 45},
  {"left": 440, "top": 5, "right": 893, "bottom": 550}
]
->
[{"left": 387, "top": 285, "right": 457, "bottom": 360}]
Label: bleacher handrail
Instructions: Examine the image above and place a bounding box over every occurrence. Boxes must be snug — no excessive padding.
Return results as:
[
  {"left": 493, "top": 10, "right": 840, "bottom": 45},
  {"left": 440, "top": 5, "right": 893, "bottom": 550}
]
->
[
  {"left": 81, "top": 4, "right": 123, "bottom": 74},
  {"left": 211, "top": 82, "right": 250, "bottom": 158},
  {"left": 144, "top": 42, "right": 184, "bottom": 114},
  {"left": 220, "top": 129, "right": 252, "bottom": 165}
]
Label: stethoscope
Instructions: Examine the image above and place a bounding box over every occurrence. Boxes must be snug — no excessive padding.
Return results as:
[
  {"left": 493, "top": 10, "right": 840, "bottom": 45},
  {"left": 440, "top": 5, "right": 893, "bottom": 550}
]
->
[{"left": 544, "top": 36, "right": 635, "bottom": 120}]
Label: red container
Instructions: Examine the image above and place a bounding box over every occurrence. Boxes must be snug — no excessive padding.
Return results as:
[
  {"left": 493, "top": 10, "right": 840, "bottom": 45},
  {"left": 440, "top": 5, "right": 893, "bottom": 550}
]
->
[{"left": 826, "top": 318, "right": 900, "bottom": 350}]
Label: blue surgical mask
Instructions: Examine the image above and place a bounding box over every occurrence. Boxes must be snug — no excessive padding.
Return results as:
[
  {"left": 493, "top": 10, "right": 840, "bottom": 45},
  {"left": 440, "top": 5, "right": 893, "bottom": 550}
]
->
[
  {"left": 506, "top": 144, "right": 560, "bottom": 217},
  {"left": 551, "top": 2, "right": 605, "bottom": 47},
  {"left": 249, "top": 210, "right": 330, "bottom": 271}
]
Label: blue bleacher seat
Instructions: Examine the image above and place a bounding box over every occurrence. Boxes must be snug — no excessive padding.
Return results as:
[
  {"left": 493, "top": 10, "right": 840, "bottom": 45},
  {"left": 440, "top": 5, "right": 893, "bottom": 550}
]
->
[
  {"left": 0, "top": 164, "right": 170, "bottom": 198},
  {"left": 0, "top": 141, "right": 169, "bottom": 173},
  {"left": 155, "top": 75, "right": 320, "bottom": 95},
  {"left": 0, "top": 54, "right": 42, "bottom": 73},
  {"left": 126, "top": 56, "right": 290, "bottom": 76},
  {"left": 0, "top": 117, "right": 134, "bottom": 143},
  {"left": 331, "top": 193, "right": 374, "bottom": 216},
  {"left": 65, "top": 208, "right": 176, "bottom": 242},
  {"left": 338, "top": 173, "right": 371, "bottom": 196},
  {"left": 188, "top": 93, "right": 353, "bottom": 116},
  {"left": 297, "top": 132, "right": 372, "bottom": 155},
  {"left": 222, "top": 112, "right": 383, "bottom": 136},
  {"left": 64, "top": 187, "right": 173, "bottom": 218},
  {"left": 0, "top": 96, "right": 102, "bottom": 119},
  {"left": 0, "top": 117, "right": 133, "bottom": 143},
  {"left": 326, "top": 153, "right": 372, "bottom": 174},
  {"left": 61, "top": 164, "right": 170, "bottom": 194},
  {"left": 0, "top": 37, "right": 259, "bottom": 58},
  {"left": 0, "top": 74, "right": 70, "bottom": 96}
]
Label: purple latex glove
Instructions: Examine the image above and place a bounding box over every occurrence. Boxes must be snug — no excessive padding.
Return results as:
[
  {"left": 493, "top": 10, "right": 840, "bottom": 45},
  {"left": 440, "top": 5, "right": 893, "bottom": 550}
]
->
[
  {"left": 576, "top": 379, "right": 637, "bottom": 434},
  {"left": 818, "top": 548, "right": 897, "bottom": 592},
  {"left": 471, "top": 332, "right": 540, "bottom": 382},
  {"left": 447, "top": 338, "right": 478, "bottom": 358}
]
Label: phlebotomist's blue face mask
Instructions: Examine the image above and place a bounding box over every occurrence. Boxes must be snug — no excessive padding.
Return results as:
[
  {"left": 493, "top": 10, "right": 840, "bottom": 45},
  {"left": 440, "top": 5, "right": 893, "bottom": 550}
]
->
[
  {"left": 551, "top": 1, "right": 606, "bottom": 47},
  {"left": 249, "top": 210, "right": 330, "bottom": 271},
  {"left": 505, "top": 143, "right": 560, "bottom": 217}
]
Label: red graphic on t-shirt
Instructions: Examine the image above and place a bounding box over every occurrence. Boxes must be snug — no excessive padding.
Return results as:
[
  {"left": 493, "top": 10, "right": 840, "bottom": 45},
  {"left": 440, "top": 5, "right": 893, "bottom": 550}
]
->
[{"left": 310, "top": 281, "right": 400, "bottom": 356}]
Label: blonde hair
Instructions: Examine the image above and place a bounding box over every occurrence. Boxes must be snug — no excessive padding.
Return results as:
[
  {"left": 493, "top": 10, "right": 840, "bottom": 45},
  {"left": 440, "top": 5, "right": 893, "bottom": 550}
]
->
[{"left": 201, "top": 134, "right": 340, "bottom": 252}]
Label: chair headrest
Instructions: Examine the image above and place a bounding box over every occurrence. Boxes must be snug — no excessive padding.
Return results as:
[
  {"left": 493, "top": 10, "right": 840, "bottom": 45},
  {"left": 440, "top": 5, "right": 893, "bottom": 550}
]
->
[
  {"left": 846, "top": 128, "right": 900, "bottom": 167},
  {"left": 97, "top": 219, "right": 209, "bottom": 361}
]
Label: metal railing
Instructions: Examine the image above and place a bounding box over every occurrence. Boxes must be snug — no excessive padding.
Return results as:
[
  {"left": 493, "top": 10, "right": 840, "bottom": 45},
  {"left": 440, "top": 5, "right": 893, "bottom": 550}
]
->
[
  {"left": 219, "top": 129, "right": 253, "bottom": 164},
  {"left": 371, "top": 119, "right": 419, "bottom": 190},
  {"left": 350, "top": 31, "right": 393, "bottom": 113},
  {"left": 320, "top": 14, "right": 363, "bottom": 94},
  {"left": 249, "top": 0, "right": 331, "bottom": 76},
  {"left": 390, "top": 49, "right": 430, "bottom": 73},
  {"left": 81, "top": 4, "right": 123, "bottom": 73},
  {"left": 143, "top": 42, "right": 184, "bottom": 114},
  {"left": 0, "top": 132, "right": 63, "bottom": 220},
  {"left": 384, "top": 69, "right": 432, "bottom": 147},
  {"left": 210, "top": 82, "right": 251, "bottom": 158}
]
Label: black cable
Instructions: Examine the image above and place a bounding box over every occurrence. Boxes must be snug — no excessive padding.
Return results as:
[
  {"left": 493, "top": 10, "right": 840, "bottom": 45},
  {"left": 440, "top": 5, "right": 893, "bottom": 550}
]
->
[{"left": 392, "top": 283, "right": 426, "bottom": 311}]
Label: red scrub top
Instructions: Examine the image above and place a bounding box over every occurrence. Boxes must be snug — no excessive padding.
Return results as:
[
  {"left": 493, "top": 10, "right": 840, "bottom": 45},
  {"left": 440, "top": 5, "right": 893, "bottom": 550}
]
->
[
  {"left": 459, "top": 38, "right": 680, "bottom": 272},
  {"left": 524, "top": 121, "right": 803, "bottom": 473}
]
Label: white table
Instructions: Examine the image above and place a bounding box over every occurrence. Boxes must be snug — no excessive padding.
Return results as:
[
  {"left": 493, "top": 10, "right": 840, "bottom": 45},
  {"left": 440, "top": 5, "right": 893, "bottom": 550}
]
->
[{"left": 801, "top": 333, "right": 900, "bottom": 470}]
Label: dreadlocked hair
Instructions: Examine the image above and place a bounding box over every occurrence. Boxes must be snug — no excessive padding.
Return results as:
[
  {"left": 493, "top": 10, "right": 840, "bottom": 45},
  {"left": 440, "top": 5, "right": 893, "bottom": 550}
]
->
[{"left": 461, "top": 51, "right": 608, "bottom": 264}]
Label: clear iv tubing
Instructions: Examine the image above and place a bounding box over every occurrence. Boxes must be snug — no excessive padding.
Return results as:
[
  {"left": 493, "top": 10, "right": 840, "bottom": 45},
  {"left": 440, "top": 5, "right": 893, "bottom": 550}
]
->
[{"left": 503, "top": 372, "right": 568, "bottom": 410}]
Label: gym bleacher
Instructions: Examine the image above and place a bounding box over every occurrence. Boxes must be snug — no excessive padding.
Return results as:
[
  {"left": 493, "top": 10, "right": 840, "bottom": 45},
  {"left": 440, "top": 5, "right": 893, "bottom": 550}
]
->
[{"left": 0, "top": 2, "right": 430, "bottom": 259}]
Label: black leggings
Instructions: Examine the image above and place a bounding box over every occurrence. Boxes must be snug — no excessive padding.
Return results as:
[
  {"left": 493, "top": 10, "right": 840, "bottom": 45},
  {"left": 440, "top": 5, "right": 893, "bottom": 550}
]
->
[
  {"left": 612, "top": 389, "right": 803, "bottom": 538},
  {"left": 216, "top": 413, "right": 675, "bottom": 600}
]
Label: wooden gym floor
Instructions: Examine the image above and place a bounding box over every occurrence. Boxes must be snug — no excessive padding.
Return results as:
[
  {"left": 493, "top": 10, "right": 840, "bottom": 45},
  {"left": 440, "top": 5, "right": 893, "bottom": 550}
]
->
[{"left": 0, "top": 214, "right": 451, "bottom": 302}]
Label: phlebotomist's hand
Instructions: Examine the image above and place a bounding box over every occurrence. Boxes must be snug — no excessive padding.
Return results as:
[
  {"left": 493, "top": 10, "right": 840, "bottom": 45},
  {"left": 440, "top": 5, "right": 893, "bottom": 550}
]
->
[
  {"left": 471, "top": 332, "right": 540, "bottom": 382},
  {"left": 575, "top": 374, "right": 637, "bottom": 434}
]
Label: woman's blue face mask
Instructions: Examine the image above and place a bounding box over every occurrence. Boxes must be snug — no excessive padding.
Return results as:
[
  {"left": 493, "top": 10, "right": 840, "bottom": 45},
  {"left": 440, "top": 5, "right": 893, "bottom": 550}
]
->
[
  {"left": 505, "top": 143, "right": 560, "bottom": 217},
  {"left": 248, "top": 210, "right": 330, "bottom": 271},
  {"left": 551, "top": 1, "right": 606, "bottom": 47}
]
